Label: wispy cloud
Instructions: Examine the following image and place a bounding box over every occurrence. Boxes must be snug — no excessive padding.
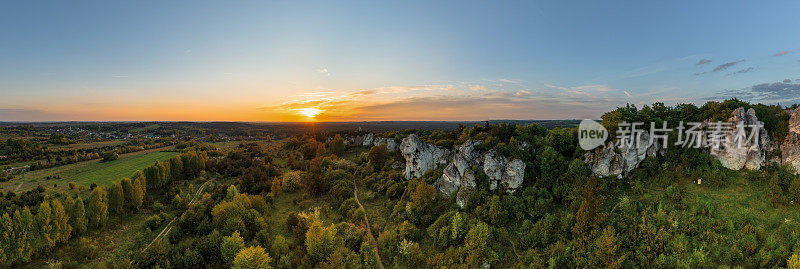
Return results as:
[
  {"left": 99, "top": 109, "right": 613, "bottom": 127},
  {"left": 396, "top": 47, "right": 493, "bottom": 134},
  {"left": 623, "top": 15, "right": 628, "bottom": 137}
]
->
[
  {"left": 773, "top": 50, "right": 789, "bottom": 57},
  {"left": 728, "top": 67, "right": 754, "bottom": 75},
  {"left": 696, "top": 59, "right": 712, "bottom": 66},
  {"left": 712, "top": 79, "right": 800, "bottom": 104},
  {"left": 262, "top": 81, "right": 625, "bottom": 120},
  {"left": 712, "top": 59, "right": 745, "bottom": 72},
  {"left": 316, "top": 68, "right": 330, "bottom": 76}
]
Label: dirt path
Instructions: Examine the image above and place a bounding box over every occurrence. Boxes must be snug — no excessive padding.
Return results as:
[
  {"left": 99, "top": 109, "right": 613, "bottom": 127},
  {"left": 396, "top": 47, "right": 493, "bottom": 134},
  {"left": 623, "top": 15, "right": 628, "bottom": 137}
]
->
[
  {"left": 143, "top": 180, "right": 211, "bottom": 251},
  {"left": 353, "top": 182, "right": 385, "bottom": 269},
  {"left": 13, "top": 181, "right": 24, "bottom": 192}
]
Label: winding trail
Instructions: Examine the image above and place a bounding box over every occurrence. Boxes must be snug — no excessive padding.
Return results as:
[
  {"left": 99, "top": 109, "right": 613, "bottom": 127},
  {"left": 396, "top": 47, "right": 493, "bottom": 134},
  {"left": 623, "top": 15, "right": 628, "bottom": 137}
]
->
[
  {"left": 143, "top": 180, "right": 211, "bottom": 251},
  {"left": 353, "top": 182, "right": 385, "bottom": 269}
]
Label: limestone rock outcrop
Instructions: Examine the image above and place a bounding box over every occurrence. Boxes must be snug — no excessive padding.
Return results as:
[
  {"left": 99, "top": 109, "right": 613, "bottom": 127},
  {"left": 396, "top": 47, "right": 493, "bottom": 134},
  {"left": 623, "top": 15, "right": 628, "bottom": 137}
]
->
[
  {"left": 584, "top": 130, "right": 661, "bottom": 177},
  {"left": 435, "top": 140, "right": 481, "bottom": 196},
  {"left": 399, "top": 135, "right": 527, "bottom": 205},
  {"left": 710, "top": 107, "right": 769, "bottom": 170},
  {"left": 781, "top": 108, "right": 800, "bottom": 173},
  {"left": 400, "top": 134, "right": 449, "bottom": 179},
  {"left": 348, "top": 133, "right": 399, "bottom": 152}
]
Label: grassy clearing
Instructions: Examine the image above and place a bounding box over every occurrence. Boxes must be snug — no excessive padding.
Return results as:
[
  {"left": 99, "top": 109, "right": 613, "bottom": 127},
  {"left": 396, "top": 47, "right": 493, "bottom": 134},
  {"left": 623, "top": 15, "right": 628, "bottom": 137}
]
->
[
  {"left": 682, "top": 176, "right": 800, "bottom": 226},
  {"left": 0, "top": 147, "right": 177, "bottom": 193}
]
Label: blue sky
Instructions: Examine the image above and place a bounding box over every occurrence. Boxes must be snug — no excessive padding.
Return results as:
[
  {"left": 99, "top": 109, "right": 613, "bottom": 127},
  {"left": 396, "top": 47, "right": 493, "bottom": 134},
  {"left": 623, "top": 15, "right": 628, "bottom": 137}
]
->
[{"left": 1, "top": 0, "right": 800, "bottom": 121}]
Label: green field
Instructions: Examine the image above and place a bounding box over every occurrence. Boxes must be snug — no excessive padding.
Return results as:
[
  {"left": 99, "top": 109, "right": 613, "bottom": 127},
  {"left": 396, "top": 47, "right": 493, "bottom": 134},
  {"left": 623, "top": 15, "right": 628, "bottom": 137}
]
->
[{"left": 0, "top": 147, "right": 178, "bottom": 193}]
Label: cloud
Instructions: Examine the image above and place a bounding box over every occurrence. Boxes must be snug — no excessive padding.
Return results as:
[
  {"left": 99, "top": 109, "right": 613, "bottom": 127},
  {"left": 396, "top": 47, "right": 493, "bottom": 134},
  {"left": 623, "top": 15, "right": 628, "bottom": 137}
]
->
[
  {"left": 712, "top": 60, "right": 745, "bottom": 72},
  {"left": 316, "top": 68, "right": 330, "bottom": 76},
  {"left": 262, "top": 81, "right": 625, "bottom": 121},
  {"left": 624, "top": 91, "right": 632, "bottom": 97},
  {"left": 696, "top": 59, "right": 712, "bottom": 66},
  {"left": 728, "top": 67, "right": 754, "bottom": 75},
  {"left": 712, "top": 79, "right": 800, "bottom": 104},
  {"left": 694, "top": 72, "right": 708, "bottom": 76},
  {"left": 773, "top": 51, "right": 789, "bottom": 57}
]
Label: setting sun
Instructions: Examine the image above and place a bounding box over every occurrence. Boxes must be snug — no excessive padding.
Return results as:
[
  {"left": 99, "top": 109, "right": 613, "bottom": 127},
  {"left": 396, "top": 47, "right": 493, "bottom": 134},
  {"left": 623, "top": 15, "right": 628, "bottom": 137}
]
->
[{"left": 297, "top": 107, "right": 322, "bottom": 118}]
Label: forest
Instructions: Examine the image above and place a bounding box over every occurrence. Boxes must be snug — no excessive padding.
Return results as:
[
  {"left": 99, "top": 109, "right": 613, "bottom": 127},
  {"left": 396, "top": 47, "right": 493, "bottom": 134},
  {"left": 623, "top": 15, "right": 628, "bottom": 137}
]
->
[{"left": 0, "top": 99, "right": 799, "bottom": 268}]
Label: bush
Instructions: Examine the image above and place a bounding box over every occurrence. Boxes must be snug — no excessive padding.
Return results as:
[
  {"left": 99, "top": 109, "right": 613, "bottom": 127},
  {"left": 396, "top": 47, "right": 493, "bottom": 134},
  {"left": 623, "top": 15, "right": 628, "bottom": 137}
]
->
[
  {"left": 74, "top": 237, "right": 100, "bottom": 261},
  {"left": 101, "top": 151, "right": 119, "bottom": 162}
]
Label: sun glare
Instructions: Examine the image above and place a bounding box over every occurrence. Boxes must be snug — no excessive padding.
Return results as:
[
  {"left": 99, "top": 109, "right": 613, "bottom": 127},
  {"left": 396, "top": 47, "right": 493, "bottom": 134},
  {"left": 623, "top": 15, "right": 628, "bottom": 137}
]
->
[{"left": 297, "top": 107, "right": 322, "bottom": 118}]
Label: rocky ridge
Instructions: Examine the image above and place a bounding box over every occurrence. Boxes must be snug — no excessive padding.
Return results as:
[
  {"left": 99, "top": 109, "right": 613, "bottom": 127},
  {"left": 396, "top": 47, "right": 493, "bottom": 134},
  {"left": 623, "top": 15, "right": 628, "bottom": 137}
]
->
[
  {"left": 781, "top": 107, "right": 800, "bottom": 173},
  {"left": 584, "top": 106, "right": 773, "bottom": 177},
  {"left": 399, "top": 134, "right": 527, "bottom": 207},
  {"left": 710, "top": 107, "right": 770, "bottom": 170}
]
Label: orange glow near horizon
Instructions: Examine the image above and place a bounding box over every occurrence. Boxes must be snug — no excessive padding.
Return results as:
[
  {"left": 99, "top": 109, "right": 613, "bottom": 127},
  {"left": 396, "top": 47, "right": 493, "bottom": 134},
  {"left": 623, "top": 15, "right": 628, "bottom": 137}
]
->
[{"left": 297, "top": 107, "right": 322, "bottom": 119}]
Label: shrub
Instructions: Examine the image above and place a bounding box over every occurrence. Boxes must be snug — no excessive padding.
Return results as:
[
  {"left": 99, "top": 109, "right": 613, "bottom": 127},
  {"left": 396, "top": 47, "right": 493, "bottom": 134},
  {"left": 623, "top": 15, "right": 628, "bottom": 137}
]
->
[{"left": 101, "top": 151, "right": 119, "bottom": 162}]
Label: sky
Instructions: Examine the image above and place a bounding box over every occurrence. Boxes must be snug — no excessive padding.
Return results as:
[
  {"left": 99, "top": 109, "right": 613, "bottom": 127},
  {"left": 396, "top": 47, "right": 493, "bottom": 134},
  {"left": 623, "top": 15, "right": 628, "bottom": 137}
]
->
[{"left": 1, "top": 0, "right": 800, "bottom": 122}]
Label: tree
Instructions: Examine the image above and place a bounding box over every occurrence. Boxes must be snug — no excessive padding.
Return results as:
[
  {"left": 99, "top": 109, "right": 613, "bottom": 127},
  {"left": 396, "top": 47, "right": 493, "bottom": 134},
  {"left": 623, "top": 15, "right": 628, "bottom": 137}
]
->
[
  {"left": 463, "top": 222, "right": 492, "bottom": 266},
  {"left": 221, "top": 231, "right": 245, "bottom": 265},
  {"left": 0, "top": 212, "right": 12, "bottom": 266},
  {"left": 87, "top": 187, "right": 108, "bottom": 228},
  {"left": 330, "top": 135, "right": 345, "bottom": 156},
  {"left": 789, "top": 253, "right": 800, "bottom": 269},
  {"left": 107, "top": 181, "right": 124, "bottom": 214},
  {"left": 271, "top": 234, "right": 290, "bottom": 257},
  {"left": 573, "top": 176, "right": 603, "bottom": 239},
  {"left": 306, "top": 218, "right": 338, "bottom": 263},
  {"left": 122, "top": 178, "right": 143, "bottom": 211},
  {"left": 790, "top": 176, "right": 800, "bottom": 202},
  {"left": 232, "top": 246, "right": 272, "bottom": 269},
  {"left": 132, "top": 177, "right": 146, "bottom": 210},
  {"left": 595, "top": 226, "right": 624, "bottom": 269},
  {"left": 69, "top": 197, "right": 87, "bottom": 236},
  {"left": 367, "top": 144, "right": 389, "bottom": 171},
  {"left": 11, "top": 208, "right": 34, "bottom": 263},
  {"left": 50, "top": 199, "right": 71, "bottom": 244},
  {"left": 102, "top": 151, "right": 119, "bottom": 162},
  {"left": 33, "top": 200, "right": 55, "bottom": 254}
]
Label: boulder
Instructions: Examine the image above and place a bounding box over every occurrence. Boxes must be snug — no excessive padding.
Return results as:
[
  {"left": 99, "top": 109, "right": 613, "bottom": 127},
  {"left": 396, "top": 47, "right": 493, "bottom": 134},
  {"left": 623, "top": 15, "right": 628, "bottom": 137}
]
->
[
  {"left": 710, "top": 107, "right": 769, "bottom": 170},
  {"left": 434, "top": 140, "right": 482, "bottom": 196},
  {"left": 782, "top": 108, "right": 800, "bottom": 173},
  {"left": 400, "top": 134, "right": 449, "bottom": 179},
  {"left": 362, "top": 133, "right": 374, "bottom": 146},
  {"left": 584, "top": 130, "right": 660, "bottom": 177}
]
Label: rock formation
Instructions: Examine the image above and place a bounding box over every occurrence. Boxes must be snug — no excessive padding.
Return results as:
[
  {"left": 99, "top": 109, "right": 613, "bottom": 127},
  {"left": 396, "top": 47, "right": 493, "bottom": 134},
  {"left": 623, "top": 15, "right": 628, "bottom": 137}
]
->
[
  {"left": 399, "top": 135, "right": 527, "bottom": 206},
  {"left": 348, "top": 133, "right": 399, "bottom": 152},
  {"left": 782, "top": 108, "right": 800, "bottom": 173},
  {"left": 400, "top": 134, "right": 449, "bottom": 179},
  {"left": 584, "top": 130, "right": 661, "bottom": 177},
  {"left": 709, "top": 107, "right": 769, "bottom": 170}
]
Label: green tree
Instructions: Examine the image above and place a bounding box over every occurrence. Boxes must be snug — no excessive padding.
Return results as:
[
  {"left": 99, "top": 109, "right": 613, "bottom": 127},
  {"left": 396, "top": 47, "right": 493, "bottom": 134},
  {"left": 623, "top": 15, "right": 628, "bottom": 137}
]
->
[
  {"left": 50, "top": 199, "right": 71, "bottom": 244},
  {"left": 306, "top": 218, "right": 338, "bottom": 263},
  {"left": 87, "top": 187, "right": 108, "bottom": 228},
  {"left": 271, "top": 234, "right": 290, "bottom": 257},
  {"left": 33, "top": 200, "right": 55, "bottom": 253},
  {"left": 232, "top": 246, "right": 273, "bottom": 269},
  {"left": 367, "top": 144, "right": 389, "bottom": 171},
  {"left": 0, "top": 212, "right": 12, "bottom": 266},
  {"left": 330, "top": 135, "right": 345, "bottom": 156},
  {"left": 107, "top": 181, "right": 124, "bottom": 214},
  {"left": 221, "top": 231, "right": 245, "bottom": 265},
  {"left": 13, "top": 208, "right": 34, "bottom": 263},
  {"left": 69, "top": 197, "right": 87, "bottom": 236},
  {"left": 463, "top": 222, "right": 492, "bottom": 266}
]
